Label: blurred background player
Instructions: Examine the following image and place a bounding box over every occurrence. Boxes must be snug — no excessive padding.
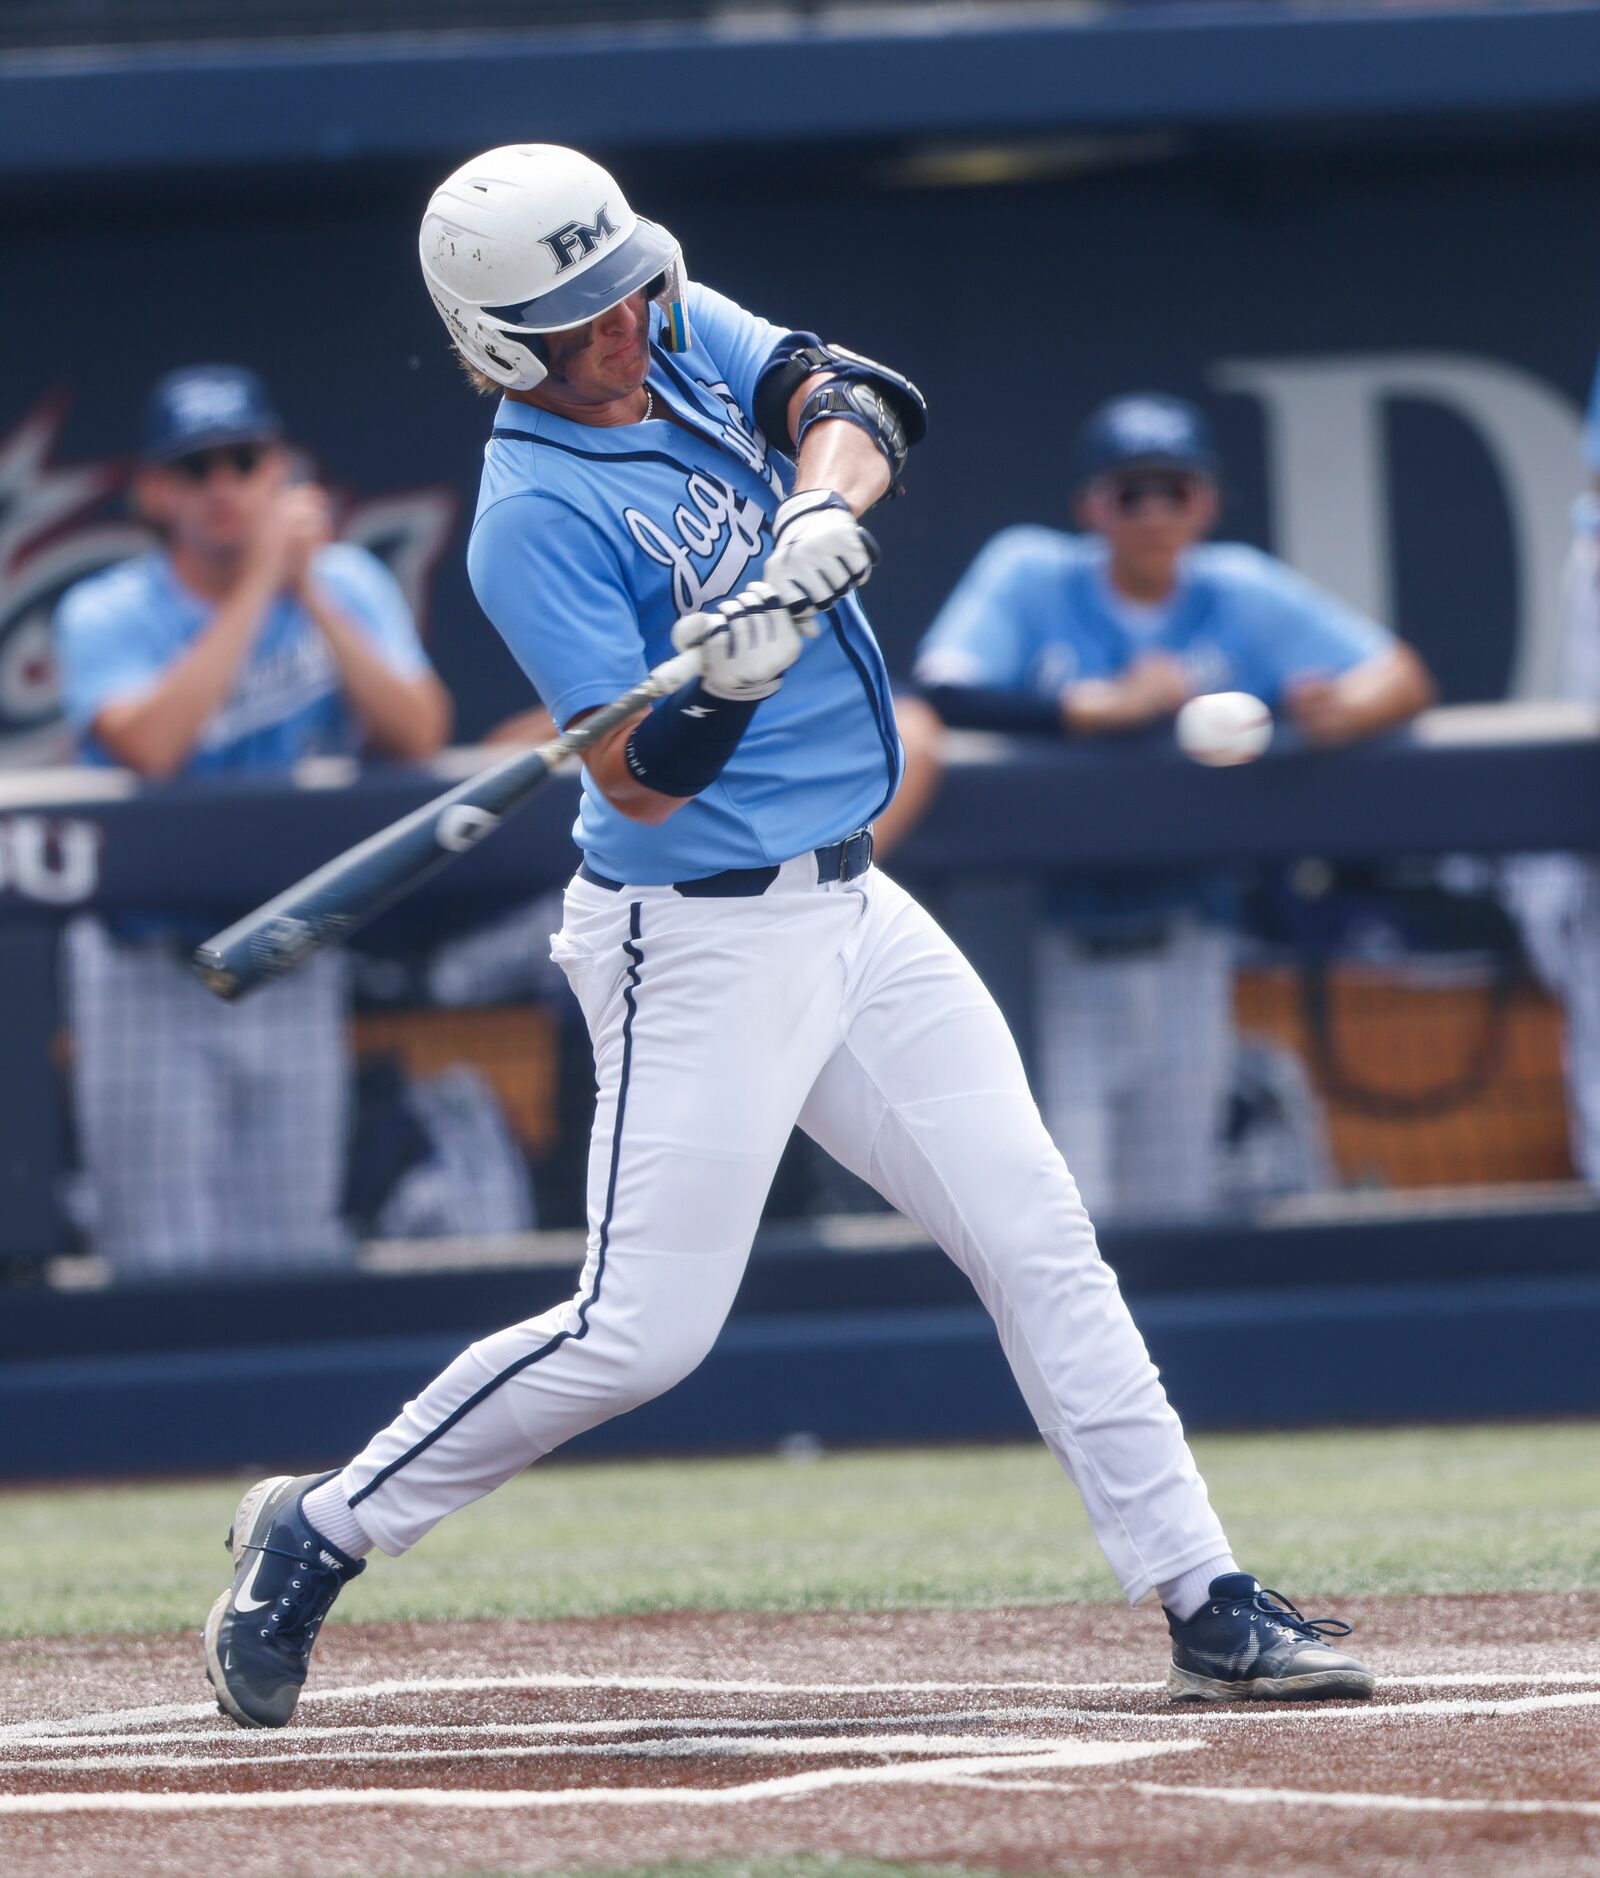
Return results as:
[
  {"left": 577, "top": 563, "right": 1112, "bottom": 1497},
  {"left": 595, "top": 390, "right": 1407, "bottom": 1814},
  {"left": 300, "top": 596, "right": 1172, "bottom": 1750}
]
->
[
  {"left": 1505, "top": 344, "right": 1600, "bottom": 1188},
  {"left": 54, "top": 365, "right": 451, "bottom": 1276},
  {"left": 916, "top": 393, "right": 1433, "bottom": 1221}
]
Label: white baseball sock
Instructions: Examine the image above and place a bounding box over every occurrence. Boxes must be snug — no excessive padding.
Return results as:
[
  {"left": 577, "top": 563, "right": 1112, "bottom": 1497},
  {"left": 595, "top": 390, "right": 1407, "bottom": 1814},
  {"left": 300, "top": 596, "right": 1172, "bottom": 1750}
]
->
[
  {"left": 1158, "top": 1555, "right": 1241, "bottom": 1622},
  {"left": 303, "top": 1476, "right": 375, "bottom": 1561}
]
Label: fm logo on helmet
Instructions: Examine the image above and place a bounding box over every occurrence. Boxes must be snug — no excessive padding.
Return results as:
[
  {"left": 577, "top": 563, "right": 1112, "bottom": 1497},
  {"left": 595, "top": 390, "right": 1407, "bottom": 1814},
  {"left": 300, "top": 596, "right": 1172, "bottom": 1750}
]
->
[{"left": 541, "top": 206, "right": 616, "bottom": 272}]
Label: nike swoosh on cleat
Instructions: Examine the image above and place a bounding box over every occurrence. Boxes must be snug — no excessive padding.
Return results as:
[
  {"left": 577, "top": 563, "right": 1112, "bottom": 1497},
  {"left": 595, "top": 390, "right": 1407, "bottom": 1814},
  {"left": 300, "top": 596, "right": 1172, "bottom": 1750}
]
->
[
  {"left": 234, "top": 1552, "right": 273, "bottom": 1614},
  {"left": 1186, "top": 1631, "right": 1261, "bottom": 1677}
]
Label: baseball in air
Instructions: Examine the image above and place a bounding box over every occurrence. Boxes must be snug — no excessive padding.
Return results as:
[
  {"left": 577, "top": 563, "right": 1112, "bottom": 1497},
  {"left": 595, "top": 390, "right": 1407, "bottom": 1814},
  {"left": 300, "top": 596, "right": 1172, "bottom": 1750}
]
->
[{"left": 1174, "top": 691, "right": 1273, "bottom": 766}]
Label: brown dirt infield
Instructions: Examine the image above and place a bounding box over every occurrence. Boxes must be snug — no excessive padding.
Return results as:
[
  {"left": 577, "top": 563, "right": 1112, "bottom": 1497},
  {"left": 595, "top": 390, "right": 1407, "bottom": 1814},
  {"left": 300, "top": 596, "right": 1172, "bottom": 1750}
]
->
[{"left": 1, "top": 1595, "right": 1597, "bottom": 1878}]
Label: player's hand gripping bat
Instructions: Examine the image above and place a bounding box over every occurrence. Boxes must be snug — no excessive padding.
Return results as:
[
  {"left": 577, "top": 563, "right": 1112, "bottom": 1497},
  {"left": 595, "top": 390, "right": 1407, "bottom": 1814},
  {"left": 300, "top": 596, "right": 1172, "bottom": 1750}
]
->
[{"left": 192, "top": 645, "right": 705, "bottom": 1001}]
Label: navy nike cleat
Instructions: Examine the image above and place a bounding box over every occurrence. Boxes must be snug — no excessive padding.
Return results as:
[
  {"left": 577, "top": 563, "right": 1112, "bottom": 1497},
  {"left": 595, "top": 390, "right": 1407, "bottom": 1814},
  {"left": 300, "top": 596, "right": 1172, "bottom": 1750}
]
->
[
  {"left": 202, "top": 1472, "right": 365, "bottom": 1728},
  {"left": 1166, "top": 1573, "right": 1375, "bottom": 1703}
]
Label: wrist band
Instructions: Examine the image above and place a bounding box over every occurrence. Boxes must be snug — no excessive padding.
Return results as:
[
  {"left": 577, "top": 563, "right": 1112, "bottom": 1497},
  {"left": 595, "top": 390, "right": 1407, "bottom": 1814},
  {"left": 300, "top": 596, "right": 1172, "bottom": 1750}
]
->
[{"left": 623, "top": 679, "right": 759, "bottom": 799}]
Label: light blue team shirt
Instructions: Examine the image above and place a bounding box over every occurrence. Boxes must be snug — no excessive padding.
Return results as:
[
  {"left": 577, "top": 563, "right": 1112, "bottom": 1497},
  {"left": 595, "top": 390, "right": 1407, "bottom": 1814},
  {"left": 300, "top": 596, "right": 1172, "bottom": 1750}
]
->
[
  {"left": 915, "top": 526, "right": 1390, "bottom": 709},
  {"left": 56, "top": 542, "right": 431, "bottom": 771},
  {"left": 466, "top": 281, "right": 902, "bottom": 885},
  {"left": 915, "top": 525, "right": 1393, "bottom": 929}
]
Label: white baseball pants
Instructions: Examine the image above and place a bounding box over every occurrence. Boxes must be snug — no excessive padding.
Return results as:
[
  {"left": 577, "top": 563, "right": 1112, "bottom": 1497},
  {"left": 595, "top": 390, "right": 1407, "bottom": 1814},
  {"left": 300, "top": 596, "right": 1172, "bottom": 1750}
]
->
[{"left": 341, "top": 861, "right": 1228, "bottom": 1605}]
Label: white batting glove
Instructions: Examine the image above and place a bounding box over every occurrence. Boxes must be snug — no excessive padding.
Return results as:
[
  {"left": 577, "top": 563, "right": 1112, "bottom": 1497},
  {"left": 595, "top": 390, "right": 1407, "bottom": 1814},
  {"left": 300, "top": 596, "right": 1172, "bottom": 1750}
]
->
[
  {"left": 764, "top": 490, "right": 878, "bottom": 614},
  {"left": 672, "top": 581, "right": 810, "bottom": 702}
]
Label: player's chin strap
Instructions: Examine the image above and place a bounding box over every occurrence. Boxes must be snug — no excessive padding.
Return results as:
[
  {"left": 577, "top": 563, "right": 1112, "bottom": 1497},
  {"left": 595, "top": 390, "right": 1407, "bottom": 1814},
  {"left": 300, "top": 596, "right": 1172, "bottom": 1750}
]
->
[{"left": 757, "top": 341, "right": 929, "bottom": 496}]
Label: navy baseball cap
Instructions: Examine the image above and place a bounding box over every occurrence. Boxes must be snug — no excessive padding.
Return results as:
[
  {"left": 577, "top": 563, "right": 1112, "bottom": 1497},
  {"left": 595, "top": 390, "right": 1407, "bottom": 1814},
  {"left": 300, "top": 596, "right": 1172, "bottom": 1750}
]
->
[
  {"left": 1071, "top": 394, "right": 1218, "bottom": 487},
  {"left": 141, "top": 365, "right": 283, "bottom": 462}
]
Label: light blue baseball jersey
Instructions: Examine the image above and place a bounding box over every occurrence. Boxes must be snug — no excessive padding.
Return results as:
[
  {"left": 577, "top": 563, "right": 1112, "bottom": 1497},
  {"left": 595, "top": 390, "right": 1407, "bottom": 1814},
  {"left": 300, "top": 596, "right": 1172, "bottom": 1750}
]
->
[
  {"left": 916, "top": 525, "right": 1393, "bottom": 928},
  {"left": 56, "top": 543, "right": 431, "bottom": 771},
  {"left": 466, "top": 281, "right": 902, "bottom": 885},
  {"left": 916, "top": 526, "right": 1390, "bottom": 706}
]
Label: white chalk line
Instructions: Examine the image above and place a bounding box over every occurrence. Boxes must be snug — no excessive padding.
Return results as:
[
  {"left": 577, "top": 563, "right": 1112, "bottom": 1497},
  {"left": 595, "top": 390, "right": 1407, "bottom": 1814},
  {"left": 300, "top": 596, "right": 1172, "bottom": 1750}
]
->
[
  {"left": 4, "top": 1667, "right": 1595, "bottom": 1749},
  {"left": 10, "top": 1686, "right": 1600, "bottom": 1765},
  {"left": 0, "top": 1730, "right": 1099, "bottom": 1777},
  {"left": 0, "top": 1700, "right": 219, "bottom": 1744},
  {"left": 0, "top": 1680, "right": 1131, "bottom": 1746},
  {"left": 0, "top": 1704, "right": 1066, "bottom": 1755},
  {"left": 0, "top": 1741, "right": 1203, "bottom": 1816},
  {"left": 7, "top": 1685, "right": 1598, "bottom": 1757},
  {"left": 1176, "top": 1689, "right": 1600, "bottom": 1726},
  {"left": 1383, "top": 1671, "right": 1600, "bottom": 1688},
  {"left": 1133, "top": 1782, "right": 1600, "bottom": 1820}
]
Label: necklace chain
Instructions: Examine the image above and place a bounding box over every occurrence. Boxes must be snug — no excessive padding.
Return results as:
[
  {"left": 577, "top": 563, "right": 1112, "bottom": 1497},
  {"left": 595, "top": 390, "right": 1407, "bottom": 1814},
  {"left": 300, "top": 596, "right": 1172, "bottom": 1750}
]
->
[{"left": 641, "top": 385, "right": 654, "bottom": 423}]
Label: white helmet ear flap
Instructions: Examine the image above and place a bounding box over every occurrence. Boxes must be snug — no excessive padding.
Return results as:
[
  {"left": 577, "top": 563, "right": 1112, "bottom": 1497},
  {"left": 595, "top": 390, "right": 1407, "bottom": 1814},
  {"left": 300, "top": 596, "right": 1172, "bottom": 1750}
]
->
[
  {"left": 426, "top": 287, "right": 549, "bottom": 391},
  {"left": 475, "top": 322, "right": 549, "bottom": 392}
]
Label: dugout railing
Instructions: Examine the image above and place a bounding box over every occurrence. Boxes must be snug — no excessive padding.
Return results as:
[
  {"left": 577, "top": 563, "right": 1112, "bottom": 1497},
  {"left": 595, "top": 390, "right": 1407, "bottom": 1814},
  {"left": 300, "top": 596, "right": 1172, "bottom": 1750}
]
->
[{"left": 3, "top": 702, "right": 1599, "bottom": 1475}]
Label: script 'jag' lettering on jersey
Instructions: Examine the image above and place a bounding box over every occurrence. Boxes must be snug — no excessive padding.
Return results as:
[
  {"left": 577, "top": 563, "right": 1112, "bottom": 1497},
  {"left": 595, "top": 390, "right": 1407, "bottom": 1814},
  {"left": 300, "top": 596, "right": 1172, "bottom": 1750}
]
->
[
  {"left": 698, "top": 378, "right": 782, "bottom": 491},
  {"left": 540, "top": 206, "right": 617, "bottom": 273},
  {"left": 626, "top": 471, "right": 769, "bottom": 615}
]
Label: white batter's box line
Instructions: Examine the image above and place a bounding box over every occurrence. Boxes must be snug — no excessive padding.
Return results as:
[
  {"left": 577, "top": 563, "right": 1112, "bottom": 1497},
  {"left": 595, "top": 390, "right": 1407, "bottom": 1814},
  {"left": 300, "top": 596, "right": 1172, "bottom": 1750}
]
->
[
  {"left": 8, "top": 1686, "right": 1596, "bottom": 1759},
  {"left": 1133, "top": 1782, "right": 1600, "bottom": 1820},
  {"left": 1379, "top": 1669, "right": 1600, "bottom": 1687},
  {"left": 0, "top": 1740, "right": 1203, "bottom": 1817},
  {"left": 0, "top": 1730, "right": 1125, "bottom": 1777},
  {"left": 304, "top": 1672, "right": 1155, "bottom": 1702},
  {"left": 3, "top": 1667, "right": 1596, "bottom": 1748},
  {"left": 1163, "top": 1689, "right": 1600, "bottom": 1728},
  {"left": 0, "top": 1703, "right": 1094, "bottom": 1755},
  {"left": 0, "top": 1700, "right": 219, "bottom": 1744},
  {"left": 0, "top": 1675, "right": 1142, "bottom": 1743}
]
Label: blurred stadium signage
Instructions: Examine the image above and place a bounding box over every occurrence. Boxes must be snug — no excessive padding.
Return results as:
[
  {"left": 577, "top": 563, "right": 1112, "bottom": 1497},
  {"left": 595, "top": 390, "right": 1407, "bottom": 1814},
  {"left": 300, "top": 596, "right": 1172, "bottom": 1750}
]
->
[
  {"left": 0, "top": 398, "right": 145, "bottom": 765},
  {"left": 1214, "top": 355, "right": 1583, "bottom": 703},
  {"left": 0, "top": 814, "right": 100, "bottom": 903}
]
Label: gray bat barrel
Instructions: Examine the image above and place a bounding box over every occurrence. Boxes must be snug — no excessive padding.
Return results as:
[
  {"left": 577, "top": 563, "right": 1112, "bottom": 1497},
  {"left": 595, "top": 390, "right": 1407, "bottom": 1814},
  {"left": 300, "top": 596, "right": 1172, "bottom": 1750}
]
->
[{"left": 192, "top": 747, "right": 551, "bottom": 1000}]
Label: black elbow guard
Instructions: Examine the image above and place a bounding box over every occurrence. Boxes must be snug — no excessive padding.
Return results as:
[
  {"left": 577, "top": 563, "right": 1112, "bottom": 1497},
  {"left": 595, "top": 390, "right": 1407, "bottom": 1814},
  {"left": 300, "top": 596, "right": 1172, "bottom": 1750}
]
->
[
  {"left": 754, "top": 340, "right": 928, "bottom": 492},
  {"left": 797, "top": 378, "right": 910, "bottom": 491}
]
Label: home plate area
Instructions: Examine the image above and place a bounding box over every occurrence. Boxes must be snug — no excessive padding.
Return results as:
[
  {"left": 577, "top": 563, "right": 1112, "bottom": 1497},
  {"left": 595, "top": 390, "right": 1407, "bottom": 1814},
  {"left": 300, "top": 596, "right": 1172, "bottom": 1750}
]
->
[{"left": 1, "top": 1601, "right": 1597, "bottom": 1877}]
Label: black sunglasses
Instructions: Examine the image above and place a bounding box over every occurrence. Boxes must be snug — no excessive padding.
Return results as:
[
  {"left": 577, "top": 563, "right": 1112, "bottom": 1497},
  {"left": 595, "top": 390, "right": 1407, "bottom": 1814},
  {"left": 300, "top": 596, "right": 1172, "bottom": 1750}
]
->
[
  {"left": 1105, "top": 472, "right": 1201, "bottom": 514},
  {"left": 169, "top": 442, "right": 269, "bottom": 483}
]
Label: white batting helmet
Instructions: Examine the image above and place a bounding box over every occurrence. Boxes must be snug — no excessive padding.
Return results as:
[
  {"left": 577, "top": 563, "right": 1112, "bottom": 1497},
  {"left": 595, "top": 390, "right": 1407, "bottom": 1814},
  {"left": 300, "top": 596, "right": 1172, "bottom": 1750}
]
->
[{"left": 419, "top": 144, "right": 689, "bottom": 392}]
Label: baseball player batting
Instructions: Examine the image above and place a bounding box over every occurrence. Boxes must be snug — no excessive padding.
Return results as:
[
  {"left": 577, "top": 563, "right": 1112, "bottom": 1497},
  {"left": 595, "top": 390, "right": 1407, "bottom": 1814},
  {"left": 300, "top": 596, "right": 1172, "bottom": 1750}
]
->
[{"left": 202, "top": 143, "right": 1373, "bottom": 1728}]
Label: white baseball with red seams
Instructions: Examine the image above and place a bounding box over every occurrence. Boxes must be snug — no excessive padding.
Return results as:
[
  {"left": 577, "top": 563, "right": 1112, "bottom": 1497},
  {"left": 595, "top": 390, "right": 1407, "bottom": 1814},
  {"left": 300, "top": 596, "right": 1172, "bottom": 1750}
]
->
[{"left": 1175, "top": 692, "right": 1273, "bottom": 766}]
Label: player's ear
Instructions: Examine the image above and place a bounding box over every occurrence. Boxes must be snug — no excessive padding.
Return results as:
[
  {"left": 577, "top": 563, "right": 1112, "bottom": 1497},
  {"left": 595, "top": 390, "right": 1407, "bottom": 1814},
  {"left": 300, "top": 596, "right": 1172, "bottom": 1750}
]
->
[
  {"left": 1192, "top": 477, "right": 1221, "bottom": 534},
  {"left": 260, "top": 442, "right": 297, "bottom": 488},
  {"left": 129, "top": 464, "right": 174, "bottom": 532},
  {"left": 1070, "top": 484, "right": 1098, "bottom": 533}
]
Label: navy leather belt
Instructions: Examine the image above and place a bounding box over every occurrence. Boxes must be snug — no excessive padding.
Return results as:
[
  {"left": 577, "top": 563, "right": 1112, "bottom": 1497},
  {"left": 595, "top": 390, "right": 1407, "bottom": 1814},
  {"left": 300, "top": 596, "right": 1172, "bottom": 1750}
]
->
[{"left": 579, "top": 828, "right": 874, "bottom": 898}]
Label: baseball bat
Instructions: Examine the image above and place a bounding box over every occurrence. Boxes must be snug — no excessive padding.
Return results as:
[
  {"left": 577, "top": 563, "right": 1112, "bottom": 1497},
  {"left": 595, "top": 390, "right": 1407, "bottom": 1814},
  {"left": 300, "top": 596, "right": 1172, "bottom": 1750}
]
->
[{"left": 192, "top": 647, "right": 703, "bottom": 1002}]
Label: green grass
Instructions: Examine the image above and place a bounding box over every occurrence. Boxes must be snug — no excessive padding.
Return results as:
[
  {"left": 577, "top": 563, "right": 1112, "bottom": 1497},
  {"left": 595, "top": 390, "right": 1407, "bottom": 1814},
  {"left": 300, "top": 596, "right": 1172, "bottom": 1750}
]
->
[{"left": 2, "top": 1422, "right": 1596, "bottom": 1640}]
